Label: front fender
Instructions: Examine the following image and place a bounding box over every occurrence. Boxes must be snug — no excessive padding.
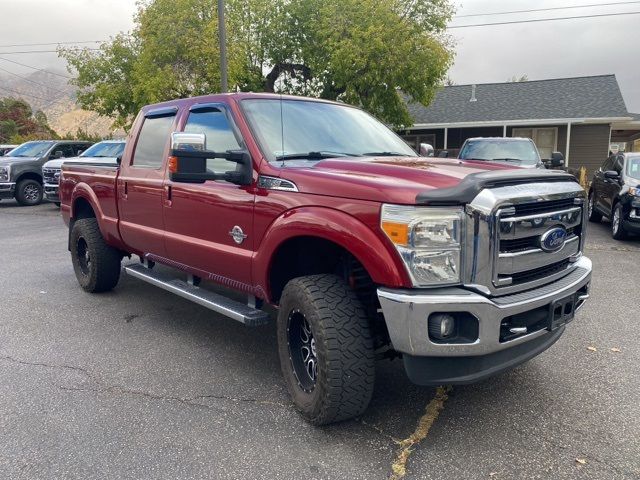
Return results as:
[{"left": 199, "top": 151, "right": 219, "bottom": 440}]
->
[{"left": 253, "top": 206, "right": 410, "bottom": 300}]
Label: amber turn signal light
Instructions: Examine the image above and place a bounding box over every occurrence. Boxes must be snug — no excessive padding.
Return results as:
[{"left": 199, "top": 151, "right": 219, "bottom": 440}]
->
[
  {"left": 168, "top": 156, "right": 178, "bottom": 173},
  {"left": 381, "top": 221, "right": 409, "bottom": 246}
]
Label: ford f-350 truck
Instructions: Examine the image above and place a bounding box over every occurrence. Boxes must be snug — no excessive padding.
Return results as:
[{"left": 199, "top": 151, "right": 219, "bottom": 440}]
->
[{"left": 59, "top": 93, "right": 592, "bottom": 425}]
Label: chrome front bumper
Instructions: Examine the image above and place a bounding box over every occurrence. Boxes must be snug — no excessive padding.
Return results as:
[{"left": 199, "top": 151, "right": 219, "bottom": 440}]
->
[
  {"left": 44, "top": 183, "right": 59, "bottom": 202},
  {"left": 378, "top": 256, "right": 591, "bottom": 357}
]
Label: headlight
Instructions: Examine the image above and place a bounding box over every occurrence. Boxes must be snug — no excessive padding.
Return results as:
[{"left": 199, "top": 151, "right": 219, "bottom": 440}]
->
[
  {"left": 0, "top": 166, "right": 9, "bottom": 182},
  {"left": 381, "top": 204, "right": 464, "bottom": 286}
]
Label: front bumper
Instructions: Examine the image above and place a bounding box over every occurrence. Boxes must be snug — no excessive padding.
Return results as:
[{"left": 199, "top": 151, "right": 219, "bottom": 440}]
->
[
  {"left": 377, "top": 256, "right": 592, "bottom": 384},
  {"left": 0, "top": 182, "right": 15, "bottom": 199},
  {"left": 44, "top": 183, "right": 59, "bottom": 203}
]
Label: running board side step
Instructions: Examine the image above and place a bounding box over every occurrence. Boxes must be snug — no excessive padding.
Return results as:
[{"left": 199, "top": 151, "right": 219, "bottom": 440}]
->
[{"left": 124, "top": 263, "right": 270, "bottom": 327}]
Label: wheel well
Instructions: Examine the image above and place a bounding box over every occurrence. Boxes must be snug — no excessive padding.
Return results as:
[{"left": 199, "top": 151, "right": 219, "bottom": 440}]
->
[
  {"left": 269, "top": 236, "right": 388, "bottom": 346},
  {"left": 15, "top": 172, "right": 42, "bottom": 185},
  {"left": 73, "top": 197, "right": 96, "bottom": 220},
  {"left": 68, "top": 197, "right": 96, "bottom": 250}
]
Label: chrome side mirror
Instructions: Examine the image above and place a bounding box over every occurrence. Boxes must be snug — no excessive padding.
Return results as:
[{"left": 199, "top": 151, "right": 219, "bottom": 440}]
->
[
  {"left": 170, "top": 132, "right": 206, "bottom": 152},
  {"left": 419, "top": 143, "right": 434, "bottom": 157}
]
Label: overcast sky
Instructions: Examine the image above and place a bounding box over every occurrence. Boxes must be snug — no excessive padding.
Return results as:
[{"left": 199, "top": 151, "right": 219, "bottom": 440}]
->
[{"left": 1, "top": 0, "right": 639, "bottom": 112}]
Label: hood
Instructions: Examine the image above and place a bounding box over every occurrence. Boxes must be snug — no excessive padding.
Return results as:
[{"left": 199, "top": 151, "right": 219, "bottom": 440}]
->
[
  {"left": 0, "top": 156, "right": 38, "bottom": 167},
  {"left": 279, "top": 156, "right": 515, "bottom": 204},
  {"left": 44, "top": 156, "right": 119, "bottom": 169},
  {"left": 42, "top": 157, "right": 68, "bottom": 169}
]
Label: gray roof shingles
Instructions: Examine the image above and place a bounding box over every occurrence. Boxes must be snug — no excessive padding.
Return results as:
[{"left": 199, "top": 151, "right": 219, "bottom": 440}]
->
[{"left": 406, "top": 75, "right": 630, "bottom": 125}]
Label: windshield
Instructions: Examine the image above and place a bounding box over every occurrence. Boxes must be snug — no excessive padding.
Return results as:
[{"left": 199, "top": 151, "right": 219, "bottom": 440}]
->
[
  {"left": 241, "top": 99, "right": 417, "bottom": 162},
  {"left": 458, "top": 139, "right": 540, "bottom": 166},
  {"left": 80, "top": 141, "right": 125, "bottom": 158},
  {"left": 8, "top": 141, "right": 54, "bottom": 158},
  {"left": 627, "top": 156, "right": 640, "bottom": 180}
]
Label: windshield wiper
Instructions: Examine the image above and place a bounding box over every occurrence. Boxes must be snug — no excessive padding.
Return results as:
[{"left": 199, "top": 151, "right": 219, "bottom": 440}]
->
[
  {"left": 275, "top": 151, "right": 360, "bottom": 161},
  {"left": 361, "top": 151, "right": 411, "bottom": 157},
  {"left": 491, "top": 158, "right": 523, "bottom": 163}
]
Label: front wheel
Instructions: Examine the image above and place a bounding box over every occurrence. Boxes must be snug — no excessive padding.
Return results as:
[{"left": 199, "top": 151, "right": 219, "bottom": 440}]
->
[
  {"left": 70, "top": 218, "right": 122, "bottom": 292},
  {"left": 277, "top": 274, "right": 375, "bottom": 425},
  {"left": 611, "top": 203, "right": 627, "bottom": 240},
  {"left": 15, "top": 179, "right": 43, "bottom": 206}
]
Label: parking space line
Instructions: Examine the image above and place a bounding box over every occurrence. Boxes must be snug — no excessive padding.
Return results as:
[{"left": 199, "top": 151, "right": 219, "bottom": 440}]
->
[{"left": 389, "top": 385, "right": 452, "bottom": 480}]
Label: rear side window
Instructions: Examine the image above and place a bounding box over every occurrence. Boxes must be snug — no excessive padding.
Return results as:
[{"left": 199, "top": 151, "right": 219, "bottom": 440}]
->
[
  {"left": 132, "top": 115, "right": 176, "bottom": 168},
  {"left": 184, "top": 109, "right": 242, "bottom": 174}
]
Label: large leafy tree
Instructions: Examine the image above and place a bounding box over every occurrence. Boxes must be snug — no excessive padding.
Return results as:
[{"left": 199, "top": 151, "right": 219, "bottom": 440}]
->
[{"left": 61, "top": 0, "right": 454, "bottom": 129}]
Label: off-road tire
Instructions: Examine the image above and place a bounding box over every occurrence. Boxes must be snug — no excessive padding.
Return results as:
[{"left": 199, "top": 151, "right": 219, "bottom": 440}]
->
[
  {"left": 15, "top": 179, "right": 43, "bottom": 206},
  {"left": 277, "top": 274, "right": 375, "bottom": 425},
  {"left": 611, "top": 203, "right": 627, "bottom": 240},
  {"left": 70, "top": 218, "right": 121, "bottom": 292},
  {"left": 587, "top": 191, "right": 602, "bottom": 223}
]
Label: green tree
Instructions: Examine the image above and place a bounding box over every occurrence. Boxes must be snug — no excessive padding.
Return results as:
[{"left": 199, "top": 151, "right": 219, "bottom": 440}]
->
[
  {"left": 61, "top": 0, "right": 454, "bottom": 129},
  {"left": 0, "top": 97, "right": 58, "bottom": 143}
]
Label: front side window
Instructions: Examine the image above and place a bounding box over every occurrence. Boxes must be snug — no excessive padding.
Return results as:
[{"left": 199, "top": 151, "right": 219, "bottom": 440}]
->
[
  {"left": 132, "top": 115, "right": 175, "bottom": 168},
  {"left": 602, "top": 156, "right": 615, "bottom": 172},
  {"left": 52, "top": 144, "right": 75, "bottom": 158},
  {"left": 241, "top": 99, "right": 417, "bottom": 163},
  {"left": 184, "top": 108, "right": 242, "bottom": 174}
]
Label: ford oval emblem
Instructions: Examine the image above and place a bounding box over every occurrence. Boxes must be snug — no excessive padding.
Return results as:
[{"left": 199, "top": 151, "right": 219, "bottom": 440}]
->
[{"left": 540, "top": 227, "right": 567, "bottom": 252}]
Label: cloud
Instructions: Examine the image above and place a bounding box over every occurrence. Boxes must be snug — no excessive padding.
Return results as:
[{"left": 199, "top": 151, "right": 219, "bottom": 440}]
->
[{"left": 449, "top": 0, "right": 640, "bottom": 112}]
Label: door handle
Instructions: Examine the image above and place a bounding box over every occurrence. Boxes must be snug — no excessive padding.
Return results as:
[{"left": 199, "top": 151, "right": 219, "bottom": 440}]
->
[
  {"left": 121, "top": 181, "right": 128, "bottom": 200},
  {"left": 163, "top": 185, "right": 172, "bottom": 207}
]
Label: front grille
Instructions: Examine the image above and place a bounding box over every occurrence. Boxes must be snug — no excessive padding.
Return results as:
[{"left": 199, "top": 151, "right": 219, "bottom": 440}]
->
[
  {"left": 512, "top": 197, "right": 577, "bottom": 216},
  {"left": 492, "top": 196, "right": 584, "bottom": 294},
  {"left": 43, "top": 167, "right": 60, "bottom": 185},
  {"left": 500, "top": 227, "right": 576, "bottom": 252},
  {"left": 510, "top": 259, "right": 571, "bottom": 285}
]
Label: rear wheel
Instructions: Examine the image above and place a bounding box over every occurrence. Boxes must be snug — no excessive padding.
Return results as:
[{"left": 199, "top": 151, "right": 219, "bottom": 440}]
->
[
  {"left": 277, "top": 274, "right": 375, "bottom": 425},
  {"left": 15, "top": 179, "right": 43, "bottom": 206},
  {"left": 611, "top": 203, "right": 627, "bottom": 240},
  {"left": 70, "top": 218, "right": 122, "bottom": 292},
  {"left": 587, "top": 191, "right": 602, "bottom": 223}
]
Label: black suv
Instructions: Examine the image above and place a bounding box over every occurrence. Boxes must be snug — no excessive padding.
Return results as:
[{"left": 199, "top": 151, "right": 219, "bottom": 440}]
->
[{"left": 588, "top": 152, "right": 640, "bottom": 239}]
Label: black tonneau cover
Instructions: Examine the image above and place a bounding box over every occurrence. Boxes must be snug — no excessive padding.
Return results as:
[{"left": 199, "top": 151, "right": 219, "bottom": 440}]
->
[{"left": 415, "top": 169, "right": 578, "bottom": 206}]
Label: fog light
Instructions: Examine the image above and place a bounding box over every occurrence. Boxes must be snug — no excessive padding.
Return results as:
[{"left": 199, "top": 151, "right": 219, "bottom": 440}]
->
[{"left": 428, "top": 313, "right": 456, "bottom": 340}]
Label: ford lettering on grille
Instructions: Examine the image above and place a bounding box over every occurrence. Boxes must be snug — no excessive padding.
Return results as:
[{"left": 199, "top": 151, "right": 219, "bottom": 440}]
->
[{"left": 540, "top": 227, "right": 567, "bottom": 252}]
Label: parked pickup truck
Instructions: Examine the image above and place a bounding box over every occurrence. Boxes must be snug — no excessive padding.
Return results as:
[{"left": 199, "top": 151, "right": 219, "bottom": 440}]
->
[
  {"left": 457, "top": 137, "right": 565, "bottom": 170},
  {"left": 59, "top": 93, "right": 592, "bottom": 425},
  {"left": 43, "top": 140, "right": 126, "bottom": 205},
  {"left": 0, "top": 140, "right": 92, "bottom": 205}
]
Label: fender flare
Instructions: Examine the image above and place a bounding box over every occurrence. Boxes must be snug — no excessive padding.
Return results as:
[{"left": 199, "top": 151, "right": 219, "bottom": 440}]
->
[
  {"left": 69, "top": 183, "right": 126, "bottom": 250},
  {"left": 252, "top": 206, "right": 410, "bottom": 301}
]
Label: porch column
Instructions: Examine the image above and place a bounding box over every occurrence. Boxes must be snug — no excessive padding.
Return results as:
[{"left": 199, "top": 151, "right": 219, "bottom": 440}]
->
[
  {"left": 503, "top": 125, "right": 507, "bottom": 137},
  {"left": 566, "top": 122, "right": 572, "bottom": 166},
  {"left": 444, "top": 127, "right": 448, "bottom": 149}
]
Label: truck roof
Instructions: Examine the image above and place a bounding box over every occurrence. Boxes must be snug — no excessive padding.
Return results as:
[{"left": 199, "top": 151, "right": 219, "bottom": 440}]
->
[
  {"left": 465, "top": 137, "right": 534, "bottom": 142},
  {"left": 140, "top": 92, "right": 345, "bottom": 112}
]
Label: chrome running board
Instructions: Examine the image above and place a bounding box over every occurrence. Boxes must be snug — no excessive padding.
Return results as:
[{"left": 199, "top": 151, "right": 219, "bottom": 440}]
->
[{"left": 124, "top": 263, "right": 270, "bottom": 327}]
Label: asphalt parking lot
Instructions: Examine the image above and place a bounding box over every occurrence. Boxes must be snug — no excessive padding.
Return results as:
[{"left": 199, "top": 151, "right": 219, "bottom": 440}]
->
[{"left": 1, "top": 199, "right": 639, "bottom": 480}]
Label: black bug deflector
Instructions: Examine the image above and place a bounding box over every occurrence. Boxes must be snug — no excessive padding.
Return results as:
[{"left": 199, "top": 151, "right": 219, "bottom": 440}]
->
[{"left": 415, "top": 169, "right": 579, "bottom": 206}]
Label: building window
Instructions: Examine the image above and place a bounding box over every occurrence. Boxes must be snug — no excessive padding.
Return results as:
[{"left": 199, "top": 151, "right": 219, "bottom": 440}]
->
[{"left": 512, "top": 127, "right": 558, "bottom": 160}]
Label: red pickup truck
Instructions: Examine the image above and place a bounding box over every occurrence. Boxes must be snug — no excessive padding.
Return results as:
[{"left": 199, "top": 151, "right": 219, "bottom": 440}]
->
[{"left": 60, "top": 93, "right": 592, "bottom": 425}]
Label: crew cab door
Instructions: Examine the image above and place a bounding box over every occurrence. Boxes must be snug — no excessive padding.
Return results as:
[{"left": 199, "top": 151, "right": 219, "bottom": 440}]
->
[
  {"left": 162, "top": 103, "right": 255, "bottom": 286},
  {"left": 117, "top": 107, "right": 178, "bottom": 256},
  {"left": 593, "top": 155, "right": 615, "bottom": 214}
]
